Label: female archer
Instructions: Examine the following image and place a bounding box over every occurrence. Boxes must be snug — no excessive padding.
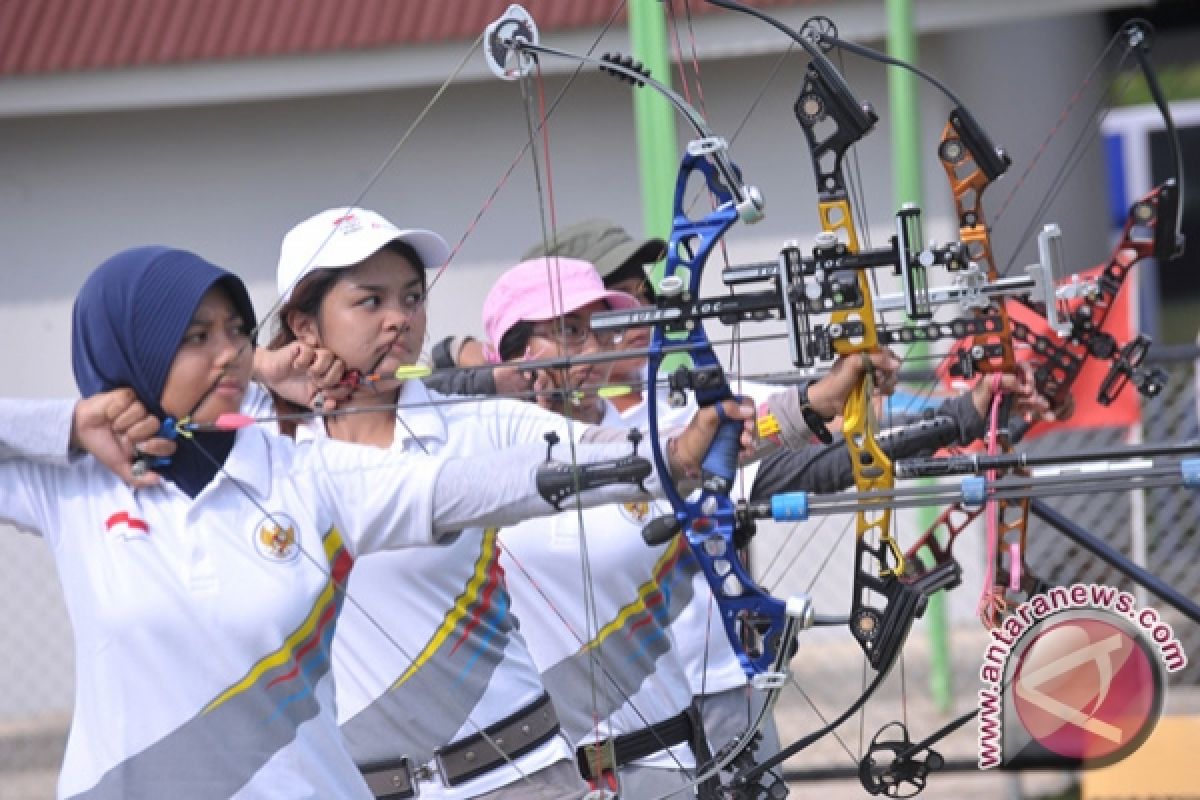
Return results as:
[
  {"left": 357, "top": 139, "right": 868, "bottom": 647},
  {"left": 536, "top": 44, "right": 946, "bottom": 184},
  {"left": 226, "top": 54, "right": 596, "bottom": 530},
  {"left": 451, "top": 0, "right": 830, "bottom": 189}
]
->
[
  {"left": 0, "top": 244, "right": 734, "bottom": 799},
  {"left": 252, "top": 207, "right": 867, "bottom": 799}
]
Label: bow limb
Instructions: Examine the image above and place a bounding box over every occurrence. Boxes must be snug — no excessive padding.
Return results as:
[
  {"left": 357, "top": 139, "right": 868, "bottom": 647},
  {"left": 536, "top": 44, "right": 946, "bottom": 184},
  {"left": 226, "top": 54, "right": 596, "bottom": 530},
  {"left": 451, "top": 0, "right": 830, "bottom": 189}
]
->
[
  {"left": 905, "top": 18, "right": 1185, "bottom": 634},
  {"left": 636, "top": 130, "right": 818, "bottom": 798},
  {"left": 904, "top": 101, "right": 1039, "bottom": 628}
]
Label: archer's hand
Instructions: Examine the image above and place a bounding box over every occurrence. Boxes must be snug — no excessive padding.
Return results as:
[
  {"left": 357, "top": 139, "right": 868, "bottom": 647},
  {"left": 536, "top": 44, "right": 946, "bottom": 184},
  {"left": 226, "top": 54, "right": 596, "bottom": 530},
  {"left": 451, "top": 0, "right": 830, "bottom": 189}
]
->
[
  {"left": 807, "top": 348, "right": 901, "bottom": 419},
  {"left": 668, "top": 398, "right": 757, "bottom": 479},
  {"left": 459, "top": 338, "right": 536, "bottom": 398},
  {"left": 254, "top": 342, "right": 349, "bottom": 410},
  {"left": 71, "top": 389, "right": 176, "bottom": 488},
  {"left": 494, "top": 362, "right": 537, "bottom": 399},
  {"left": 969, "top": 363, "right": 1058, "bottom": 422}
]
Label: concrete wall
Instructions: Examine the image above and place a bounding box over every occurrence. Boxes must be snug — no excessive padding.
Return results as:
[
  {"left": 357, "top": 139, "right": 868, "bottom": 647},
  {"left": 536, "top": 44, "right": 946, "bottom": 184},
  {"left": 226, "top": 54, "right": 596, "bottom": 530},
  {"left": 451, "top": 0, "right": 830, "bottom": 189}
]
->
[{"left": 0, "top": 10, "right": 1116, "bottom": 724}]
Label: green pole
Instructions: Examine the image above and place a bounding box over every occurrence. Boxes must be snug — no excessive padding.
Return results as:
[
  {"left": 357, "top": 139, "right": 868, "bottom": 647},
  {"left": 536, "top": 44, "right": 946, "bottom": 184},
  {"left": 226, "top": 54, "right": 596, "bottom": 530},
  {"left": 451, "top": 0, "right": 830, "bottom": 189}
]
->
[
  {"left": 886, "top": 0, "right": 954, "bottom": 714},
  {"left": 628, "top": 0, "right": 678, "bottom": 249},
  {"left": 629, "top": 0, "right": 693, "bottom": 373}
]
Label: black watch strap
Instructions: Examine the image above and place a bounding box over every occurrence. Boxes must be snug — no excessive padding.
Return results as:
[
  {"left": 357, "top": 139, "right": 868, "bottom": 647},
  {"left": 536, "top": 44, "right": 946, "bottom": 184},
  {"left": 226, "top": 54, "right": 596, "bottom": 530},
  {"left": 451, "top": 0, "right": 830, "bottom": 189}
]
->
[{"left": 798, "top": 381, "right": 834, "bottom": 444}]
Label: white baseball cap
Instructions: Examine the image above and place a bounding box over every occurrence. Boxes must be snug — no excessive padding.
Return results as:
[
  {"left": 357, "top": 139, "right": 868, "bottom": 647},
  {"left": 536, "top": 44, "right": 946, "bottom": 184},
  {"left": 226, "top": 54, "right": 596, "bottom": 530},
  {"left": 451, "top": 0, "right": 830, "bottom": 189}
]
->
[{"left": 276, "top": 207, "right": 451, "bottom": 302}]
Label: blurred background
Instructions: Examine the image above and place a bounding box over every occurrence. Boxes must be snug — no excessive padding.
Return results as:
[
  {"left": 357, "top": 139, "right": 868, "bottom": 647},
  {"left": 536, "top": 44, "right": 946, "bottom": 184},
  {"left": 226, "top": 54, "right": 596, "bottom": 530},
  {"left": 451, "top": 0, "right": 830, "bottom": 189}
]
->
[{"left": 1, "top": 0, "right": 1197, "bottom": 797}]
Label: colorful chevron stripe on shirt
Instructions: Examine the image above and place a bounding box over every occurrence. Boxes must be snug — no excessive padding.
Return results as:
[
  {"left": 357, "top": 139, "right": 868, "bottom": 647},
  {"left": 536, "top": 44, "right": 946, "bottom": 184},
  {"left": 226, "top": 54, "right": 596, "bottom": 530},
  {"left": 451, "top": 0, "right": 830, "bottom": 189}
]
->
[
  {"left": 394, "top": 528, "right": 508, "bottom": 688},
  {"left": 205, "top": 526, "right": 352, "bottom": 715},
  {"left": 74, "top": 527, "right": 354, "bottom": 799},
  {"left": 586, "top": 535, "right": 691, "bottom": 657}
]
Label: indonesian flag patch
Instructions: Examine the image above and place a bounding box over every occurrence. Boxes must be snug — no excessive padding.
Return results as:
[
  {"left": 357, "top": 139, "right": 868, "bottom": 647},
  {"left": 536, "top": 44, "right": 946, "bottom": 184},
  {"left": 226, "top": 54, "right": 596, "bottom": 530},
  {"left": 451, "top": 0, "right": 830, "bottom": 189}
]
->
[{"left": 105, "top": 511, "right": 149, "bottom": 541}]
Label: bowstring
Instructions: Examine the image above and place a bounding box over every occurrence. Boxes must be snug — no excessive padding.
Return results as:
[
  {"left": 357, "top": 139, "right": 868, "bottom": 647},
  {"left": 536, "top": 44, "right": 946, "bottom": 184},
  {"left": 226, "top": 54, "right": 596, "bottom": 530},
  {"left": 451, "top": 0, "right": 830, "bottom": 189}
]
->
[
  {"left": 672, "top": 0, "right": 728, "bottom": 738},
  {"left": 144, "top": 26, "right": 566, "bottom": 790},
  {"left": 991, "top": 27, "right": 1126, "bottom": 248},
  {"left": 513, "top": 13, "right": 698, "bottom": 777},
  {"left": 830, "top": 39, "right": 903, "bottom": 756},
  {"left": 145, "top": 7, "right": 650, "bottom": 790}
]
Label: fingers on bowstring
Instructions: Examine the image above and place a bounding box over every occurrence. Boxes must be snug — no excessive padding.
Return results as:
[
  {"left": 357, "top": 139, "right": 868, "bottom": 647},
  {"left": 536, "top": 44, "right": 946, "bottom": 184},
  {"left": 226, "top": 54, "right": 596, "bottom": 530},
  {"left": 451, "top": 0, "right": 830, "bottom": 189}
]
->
[
  {"left": 310, "top": 348, "right": 347, "bottom": 388},
  {"left": 110, "top": 398, "right": 151, "bottom": 437},
  {"left": 123, "top": 406, "right": 171, "bottom": 442},
  {"left": 103, "top": 388, "right": 139, "bottom": 425},
  {"left": 125, "top": 434, "right": 170, "bottom": 488},
  {"left": 133, "top": 435, "right": 177, "bottom": 459},
  {"left": 289, "top": 341, "right": 317, "bottom": 371},
  {"left": 110, "top": 399, "right": 174, "bottom": 476}
]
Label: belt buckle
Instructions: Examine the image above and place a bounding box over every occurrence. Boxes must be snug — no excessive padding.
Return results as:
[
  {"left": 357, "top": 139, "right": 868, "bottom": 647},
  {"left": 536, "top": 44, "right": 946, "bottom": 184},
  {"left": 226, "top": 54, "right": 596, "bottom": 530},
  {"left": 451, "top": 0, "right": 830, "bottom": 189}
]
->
[
  {"left": 361, "top": 756, "right": 420, "bottom": 799},
  {"left": 579, "top": 738, "right": 618, "bottom": 778}
]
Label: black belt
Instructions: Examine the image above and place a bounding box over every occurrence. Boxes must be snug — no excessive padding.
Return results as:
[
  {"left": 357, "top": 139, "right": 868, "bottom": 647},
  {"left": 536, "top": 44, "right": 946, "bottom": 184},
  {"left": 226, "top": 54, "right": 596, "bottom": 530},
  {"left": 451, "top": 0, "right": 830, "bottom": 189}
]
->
[
  {"left": 361, "top": 691, "right": 561, "bottom": 798},
  {"left": 575, "top": 706, "right": 699, "bottom": 781}
]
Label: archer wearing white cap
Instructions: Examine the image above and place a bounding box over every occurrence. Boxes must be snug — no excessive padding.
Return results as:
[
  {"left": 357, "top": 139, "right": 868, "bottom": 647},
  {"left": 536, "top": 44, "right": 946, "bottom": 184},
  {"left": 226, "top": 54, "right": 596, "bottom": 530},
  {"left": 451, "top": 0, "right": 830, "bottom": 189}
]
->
[
  {"left": 252, "top": 207, "right": 757, "bottom": 800},
  {"left": 261, "top": 207, "right": 591, "bottom": 800}
]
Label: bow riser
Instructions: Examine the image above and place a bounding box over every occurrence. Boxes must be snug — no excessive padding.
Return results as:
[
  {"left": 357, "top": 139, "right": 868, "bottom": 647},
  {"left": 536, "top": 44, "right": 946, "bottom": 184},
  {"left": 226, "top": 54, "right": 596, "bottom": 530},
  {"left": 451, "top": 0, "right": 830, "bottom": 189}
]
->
[
  {"left": 798, "top": 65, "right": 911, "bottom": 665},
  {"left": 905, "top": 182, "right": 1177, "bottom": 624},
  {"left": 1015, "top": 182, "right": 1178, "bottom": 408},
  {"left": 904, "top": 114, "right": 1036, "bottom": 625},
  {"left": 646, "top": 148, "right": 794, "bottom": 679},
  {"left": 939, "top": 117, "right": 1019, "bottom": 376}
]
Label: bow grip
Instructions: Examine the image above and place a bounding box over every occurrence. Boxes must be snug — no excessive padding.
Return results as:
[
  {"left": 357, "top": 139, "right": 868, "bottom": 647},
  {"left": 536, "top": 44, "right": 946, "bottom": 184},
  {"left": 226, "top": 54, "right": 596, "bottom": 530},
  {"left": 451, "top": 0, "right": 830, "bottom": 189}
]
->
[
  {"left": 700, "top": 400, "right": 740, "bottom": 494},
  {"left": 130, "top": 416, "right": 178, "bottom": 477}
]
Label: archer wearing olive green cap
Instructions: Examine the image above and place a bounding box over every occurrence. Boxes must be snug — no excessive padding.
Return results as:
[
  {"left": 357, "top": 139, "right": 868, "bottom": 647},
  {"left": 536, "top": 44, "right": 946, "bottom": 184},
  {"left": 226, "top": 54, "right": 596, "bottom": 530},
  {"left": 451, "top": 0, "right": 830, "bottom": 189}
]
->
[{"left": 522, "top": 218, "right": 666, "bottom": 286}]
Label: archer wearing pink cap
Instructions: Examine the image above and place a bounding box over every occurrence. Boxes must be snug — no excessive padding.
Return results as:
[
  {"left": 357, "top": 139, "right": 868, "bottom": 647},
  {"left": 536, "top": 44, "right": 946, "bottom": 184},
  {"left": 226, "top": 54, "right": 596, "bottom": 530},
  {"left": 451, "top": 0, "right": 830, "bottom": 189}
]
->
[{"left": 481, "top": 257, "right": 639, "bottom": 423}]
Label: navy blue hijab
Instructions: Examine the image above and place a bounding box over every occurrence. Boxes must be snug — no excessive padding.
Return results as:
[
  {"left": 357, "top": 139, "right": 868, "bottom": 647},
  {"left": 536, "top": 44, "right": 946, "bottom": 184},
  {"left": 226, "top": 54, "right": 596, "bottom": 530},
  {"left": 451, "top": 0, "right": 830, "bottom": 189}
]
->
[{"left": 71, "top": 246, "right": 257, "bottom": 497}]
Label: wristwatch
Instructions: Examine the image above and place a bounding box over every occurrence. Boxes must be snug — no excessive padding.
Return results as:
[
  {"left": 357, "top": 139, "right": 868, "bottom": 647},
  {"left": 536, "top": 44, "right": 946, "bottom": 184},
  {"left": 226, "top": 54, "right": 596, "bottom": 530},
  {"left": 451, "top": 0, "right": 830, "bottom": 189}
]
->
[{"left": 797, "top": 380, "right": 834, "bottom": 444}]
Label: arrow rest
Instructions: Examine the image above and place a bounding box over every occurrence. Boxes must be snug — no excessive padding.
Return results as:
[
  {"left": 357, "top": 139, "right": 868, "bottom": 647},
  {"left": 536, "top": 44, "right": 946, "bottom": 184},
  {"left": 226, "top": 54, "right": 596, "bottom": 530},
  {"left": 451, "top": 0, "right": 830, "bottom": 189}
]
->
[{"left": 859, "top": 722, "right": 945, "bottom": 798}]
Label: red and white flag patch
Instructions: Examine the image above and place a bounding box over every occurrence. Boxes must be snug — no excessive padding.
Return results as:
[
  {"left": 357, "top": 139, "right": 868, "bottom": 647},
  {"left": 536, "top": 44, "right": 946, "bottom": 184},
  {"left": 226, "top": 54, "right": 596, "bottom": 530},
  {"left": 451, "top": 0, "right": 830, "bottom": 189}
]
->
[{"left": 105, "top": 511, "right": 149, "bottom": 540}]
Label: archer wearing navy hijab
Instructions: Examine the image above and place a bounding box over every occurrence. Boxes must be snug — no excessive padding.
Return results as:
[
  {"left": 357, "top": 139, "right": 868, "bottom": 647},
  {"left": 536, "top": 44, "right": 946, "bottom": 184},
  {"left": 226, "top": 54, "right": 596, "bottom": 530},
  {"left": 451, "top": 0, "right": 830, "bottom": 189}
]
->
[{"left": 71, "top": 246, "right": 257, "bottom": 497}]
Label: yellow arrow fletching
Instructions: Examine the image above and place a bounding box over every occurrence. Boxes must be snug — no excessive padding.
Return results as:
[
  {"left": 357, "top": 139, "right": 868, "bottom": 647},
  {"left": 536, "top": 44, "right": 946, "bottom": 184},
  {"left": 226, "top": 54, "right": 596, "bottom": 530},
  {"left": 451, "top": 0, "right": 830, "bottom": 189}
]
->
[
  {"left": 597, "top": 385, "right": 632, "bottom": 399},
  {"left": 393, "top": 364, "right": 433, "bottom": 380}
]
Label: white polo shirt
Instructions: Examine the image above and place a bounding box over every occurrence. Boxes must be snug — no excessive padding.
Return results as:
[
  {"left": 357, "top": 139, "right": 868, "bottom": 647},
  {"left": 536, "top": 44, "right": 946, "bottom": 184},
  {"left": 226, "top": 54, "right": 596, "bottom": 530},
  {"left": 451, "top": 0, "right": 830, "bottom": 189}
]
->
[
  {"left": 498, "top": 402, "right": 698, "bottom": 772},
  {"left": 288, "top": 380, "right": 584, "bottom": 799},
  {"left": 0, "top": 401, "right": 459, "bottom": 799},
  {"left": 618, "top": 392, "right": 752, "bottom": 699}
]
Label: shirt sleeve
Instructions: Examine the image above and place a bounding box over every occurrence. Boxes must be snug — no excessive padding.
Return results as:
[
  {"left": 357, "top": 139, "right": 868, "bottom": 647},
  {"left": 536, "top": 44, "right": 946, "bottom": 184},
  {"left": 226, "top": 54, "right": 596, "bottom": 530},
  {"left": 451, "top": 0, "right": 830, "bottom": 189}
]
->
[
  {"left": 312, "top": 437, "right": 667, "bottom": 556},
  {"left": 748, "top": 393, "right": 987, "bottom": 500},
  {"left": 0, "top": 398, "right": 76, "bottom": 537},
  {"left": 307, "top": 438, "right": 440, "bottom": 556},
  {"left": 474, "top": 397, "right": 590, "bottom": 448},
  {"left": 0, "top": 397, "right": 76, "bottom": 463},
  {"left": 421, "top": 367, "right": 498, "bottom": 397},
  {"left": 242, "top": 382, "right": 277, "bottom": 419}
]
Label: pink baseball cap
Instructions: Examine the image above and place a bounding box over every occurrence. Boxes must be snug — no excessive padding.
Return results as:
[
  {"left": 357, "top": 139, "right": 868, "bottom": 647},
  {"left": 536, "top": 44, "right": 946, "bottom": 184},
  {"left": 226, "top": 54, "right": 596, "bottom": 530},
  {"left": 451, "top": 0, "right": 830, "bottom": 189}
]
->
[{"left": 482, "top": 257, "right": 641, "bottom": 347}]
